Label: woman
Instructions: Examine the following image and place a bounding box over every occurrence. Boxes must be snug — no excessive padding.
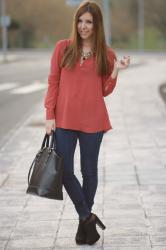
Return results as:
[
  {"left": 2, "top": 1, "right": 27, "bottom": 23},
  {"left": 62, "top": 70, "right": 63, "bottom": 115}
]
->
[{"left": 44, "top": 0, "right": 130, "bottom": 246}]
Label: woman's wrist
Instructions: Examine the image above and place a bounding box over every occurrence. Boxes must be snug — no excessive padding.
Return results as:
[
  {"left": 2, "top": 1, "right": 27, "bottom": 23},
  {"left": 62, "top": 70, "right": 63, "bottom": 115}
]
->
[{"left": 111, "top": 66, "right": 119, "bottom": 79}]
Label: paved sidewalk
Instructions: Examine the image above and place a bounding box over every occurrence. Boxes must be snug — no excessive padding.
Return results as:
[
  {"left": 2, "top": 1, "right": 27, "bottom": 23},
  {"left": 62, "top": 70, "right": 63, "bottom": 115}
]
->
[{"left": 0, "top": 54, "right": 166, "bottom": 250}]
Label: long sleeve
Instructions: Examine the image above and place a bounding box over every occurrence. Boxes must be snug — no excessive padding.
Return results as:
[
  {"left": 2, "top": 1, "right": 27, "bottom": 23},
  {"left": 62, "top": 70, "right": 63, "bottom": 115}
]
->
[
  {"left": 44, "top": 40, "right": 64, "bottom": 120},
  {"left": 102, "top": 48, "right": 118, "bottom": 97}
]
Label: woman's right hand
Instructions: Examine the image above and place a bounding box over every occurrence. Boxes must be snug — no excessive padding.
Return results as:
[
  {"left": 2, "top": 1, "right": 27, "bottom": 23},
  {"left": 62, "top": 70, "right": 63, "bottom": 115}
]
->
[{"left": 45, "top": 119, "right": 56, "bottom": 135}]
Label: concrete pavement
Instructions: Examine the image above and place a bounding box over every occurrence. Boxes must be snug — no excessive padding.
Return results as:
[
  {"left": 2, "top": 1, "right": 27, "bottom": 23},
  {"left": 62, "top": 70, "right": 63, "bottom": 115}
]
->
[{"left": 0, "top": 53, "right": 166, "bottom": 249}]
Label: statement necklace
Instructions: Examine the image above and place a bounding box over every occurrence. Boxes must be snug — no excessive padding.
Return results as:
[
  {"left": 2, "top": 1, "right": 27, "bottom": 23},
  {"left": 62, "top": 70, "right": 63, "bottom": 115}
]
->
[
  {"left": 80, "top": 50, "right": 93, "bottom": 65},
  {"left": 80, "top": 50, "right": 93, "bottom": 60}
]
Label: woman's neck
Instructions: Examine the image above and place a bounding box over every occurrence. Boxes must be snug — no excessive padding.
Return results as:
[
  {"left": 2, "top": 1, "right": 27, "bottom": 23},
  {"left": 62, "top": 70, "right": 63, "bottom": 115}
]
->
[{"left": 81, "top": 40, "right": 93, "bottom": 52}]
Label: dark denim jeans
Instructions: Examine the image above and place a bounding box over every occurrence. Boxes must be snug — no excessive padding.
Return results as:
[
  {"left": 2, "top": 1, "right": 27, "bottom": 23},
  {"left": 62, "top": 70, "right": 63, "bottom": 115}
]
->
[{"left": 54, "top": 127, "right": 104, "bottom": 220}]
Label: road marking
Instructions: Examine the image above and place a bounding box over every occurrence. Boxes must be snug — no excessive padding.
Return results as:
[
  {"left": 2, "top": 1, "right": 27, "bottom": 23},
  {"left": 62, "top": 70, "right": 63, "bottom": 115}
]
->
[
  {"left": 0, "top": 82, "right": 19, "bottom": 91},
  {"left": 10, "top": 81, "right": 46, "bottom": 94}
]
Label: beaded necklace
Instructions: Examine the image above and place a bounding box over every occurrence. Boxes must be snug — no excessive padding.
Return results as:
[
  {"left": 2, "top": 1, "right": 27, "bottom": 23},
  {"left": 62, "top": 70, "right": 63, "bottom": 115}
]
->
[
  {"left": 80, "top": 50, "right": 93, "bottom": 65},
  {"left": 81, "top": 50, "right": 93, "bottom": 60}
]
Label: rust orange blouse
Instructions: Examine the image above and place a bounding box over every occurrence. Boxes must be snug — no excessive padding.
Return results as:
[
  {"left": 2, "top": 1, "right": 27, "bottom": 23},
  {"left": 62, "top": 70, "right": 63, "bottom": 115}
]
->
[{"left": 44, "top": 39, "right": 118, "bottom": 133}]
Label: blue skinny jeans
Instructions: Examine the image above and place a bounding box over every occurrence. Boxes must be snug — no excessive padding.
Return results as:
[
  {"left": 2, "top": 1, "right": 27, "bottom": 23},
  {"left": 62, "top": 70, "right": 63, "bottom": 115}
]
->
[{"left": 54, "top": 127, "right": 104, "bottom": 220}]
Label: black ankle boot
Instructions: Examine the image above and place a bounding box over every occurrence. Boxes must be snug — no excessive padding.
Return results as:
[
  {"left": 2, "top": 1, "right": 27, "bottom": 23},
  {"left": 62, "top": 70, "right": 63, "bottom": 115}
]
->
[
  {"left": 75, "top": 219, "right": 86, "bottom": 245},
  {"left": 83, "top": 213, "right": 106, "bottom": 245}
]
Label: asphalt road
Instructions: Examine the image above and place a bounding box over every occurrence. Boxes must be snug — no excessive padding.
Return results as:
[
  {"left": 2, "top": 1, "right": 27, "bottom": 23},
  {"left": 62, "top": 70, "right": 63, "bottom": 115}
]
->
[{"left": 0, "top": 51, "right": 51, "bottom": 149}]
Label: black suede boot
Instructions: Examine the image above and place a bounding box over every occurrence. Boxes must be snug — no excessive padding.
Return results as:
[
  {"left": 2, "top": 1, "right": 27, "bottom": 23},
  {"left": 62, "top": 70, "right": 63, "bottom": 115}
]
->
[
  {"left": 75, "top": 219, "right": 86, "bottom": 245},
  {"left": 83, "top": 213, "right": 106, "bottom": 245}
]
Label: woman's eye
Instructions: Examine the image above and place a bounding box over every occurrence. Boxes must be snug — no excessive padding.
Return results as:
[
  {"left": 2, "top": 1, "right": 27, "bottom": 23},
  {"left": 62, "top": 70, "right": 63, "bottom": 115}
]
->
[{"left": 78, "top": 19, "right": 93, "bottom": 24}]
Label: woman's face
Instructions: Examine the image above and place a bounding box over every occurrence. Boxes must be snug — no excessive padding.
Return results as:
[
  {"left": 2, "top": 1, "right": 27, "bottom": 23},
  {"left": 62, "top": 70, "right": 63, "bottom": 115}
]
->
[{"left": 77, "top": 12, "right": 94, "bottom": 41}]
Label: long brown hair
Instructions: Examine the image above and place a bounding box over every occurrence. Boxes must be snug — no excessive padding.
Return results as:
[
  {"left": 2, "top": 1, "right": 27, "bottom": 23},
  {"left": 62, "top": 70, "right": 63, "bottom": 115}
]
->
[{"left": 61, "top": 0, "right": 110, "bottom": 76}]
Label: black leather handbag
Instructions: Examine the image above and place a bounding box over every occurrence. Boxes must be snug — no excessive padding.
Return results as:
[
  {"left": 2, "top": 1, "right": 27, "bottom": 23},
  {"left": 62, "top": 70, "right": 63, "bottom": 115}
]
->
[{"left": 26, "top": 130, "right": 64, "bottom": 200}]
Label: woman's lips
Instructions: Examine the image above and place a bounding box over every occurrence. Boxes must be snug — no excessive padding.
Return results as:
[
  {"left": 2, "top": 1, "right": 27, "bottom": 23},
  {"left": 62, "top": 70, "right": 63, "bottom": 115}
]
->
[{"left": 80, "top": 32, "right": 89, "bottom": 35}]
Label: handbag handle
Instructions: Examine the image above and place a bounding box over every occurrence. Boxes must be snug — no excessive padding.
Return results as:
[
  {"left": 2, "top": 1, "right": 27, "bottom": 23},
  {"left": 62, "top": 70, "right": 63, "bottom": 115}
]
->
[
  {"left": 41, "top": 129, "right": 56, "bottom": 149},
  {"left": 41, "top": 133, "right": 49, "bottom": 149},
  {"left": 50, "top": 129, "right": 55, "bottom": 149}
]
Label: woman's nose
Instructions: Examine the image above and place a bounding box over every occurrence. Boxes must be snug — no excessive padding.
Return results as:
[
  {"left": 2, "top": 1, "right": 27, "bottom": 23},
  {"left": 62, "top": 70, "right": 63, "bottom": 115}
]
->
[{"left": 81, "top": 22, "right": 86, "bottom": 29}]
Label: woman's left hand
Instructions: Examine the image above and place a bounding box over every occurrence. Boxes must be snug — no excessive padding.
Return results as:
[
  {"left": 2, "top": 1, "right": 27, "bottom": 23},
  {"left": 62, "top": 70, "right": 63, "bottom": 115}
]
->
[{"left": 114, "top": 56, "right": 130, "bottom": 70}]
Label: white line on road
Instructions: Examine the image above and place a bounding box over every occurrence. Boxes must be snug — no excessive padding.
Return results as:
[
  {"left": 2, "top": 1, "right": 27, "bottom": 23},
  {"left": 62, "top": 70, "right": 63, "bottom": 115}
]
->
[
  {"left": 10, "top": 81, "right": 46, "bottom": 94},
  {"left": 0, "top": 82, "right": 19, "bottom": 91}
]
